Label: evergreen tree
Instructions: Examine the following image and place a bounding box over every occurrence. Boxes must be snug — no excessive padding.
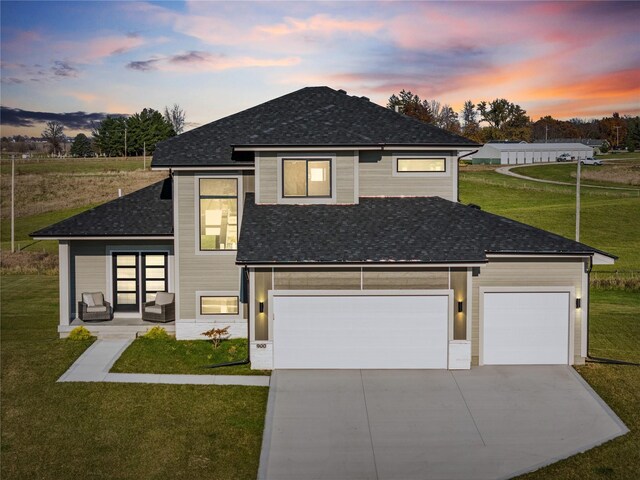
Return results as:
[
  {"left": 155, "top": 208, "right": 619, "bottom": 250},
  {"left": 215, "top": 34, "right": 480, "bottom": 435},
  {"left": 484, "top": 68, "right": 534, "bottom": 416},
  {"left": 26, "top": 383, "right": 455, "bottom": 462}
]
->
[
  {"left": 125, "top": 108, "right": 176, "bottom": 155},
  {"left": 70, "top": 133, "right": 94, "bottom": 157}
]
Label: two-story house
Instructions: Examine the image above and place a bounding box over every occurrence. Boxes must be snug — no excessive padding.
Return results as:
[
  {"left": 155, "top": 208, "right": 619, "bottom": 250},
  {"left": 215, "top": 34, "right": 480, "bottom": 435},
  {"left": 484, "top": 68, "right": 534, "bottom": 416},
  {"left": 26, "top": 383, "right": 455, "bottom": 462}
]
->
[{"left": 33, "top": 87, "right": 615, "bottom": 370}]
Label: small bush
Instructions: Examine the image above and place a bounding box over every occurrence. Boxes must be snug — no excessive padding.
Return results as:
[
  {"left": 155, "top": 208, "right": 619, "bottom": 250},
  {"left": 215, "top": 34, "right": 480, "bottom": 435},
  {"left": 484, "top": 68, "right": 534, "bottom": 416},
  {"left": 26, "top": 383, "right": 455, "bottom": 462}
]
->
[
  {"left": 67, "top": 326, "right": 93, "bottom": 341},
  {"left": 202, "top": 326, "right": 230, "bottom": 349},
  {"left": 142, "top": 326, "right": 171, "bottom": 340}
]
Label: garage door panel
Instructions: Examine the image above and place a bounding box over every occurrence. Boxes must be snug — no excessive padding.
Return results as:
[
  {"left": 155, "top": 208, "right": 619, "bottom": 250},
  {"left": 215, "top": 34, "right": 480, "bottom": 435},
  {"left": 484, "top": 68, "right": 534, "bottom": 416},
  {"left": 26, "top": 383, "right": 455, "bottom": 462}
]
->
[
  {"left": 273, "top": 295, "right": 448, "bottom": 369},
  {"left": 483, "top": 292, "right": 570, "bottom": 365}
]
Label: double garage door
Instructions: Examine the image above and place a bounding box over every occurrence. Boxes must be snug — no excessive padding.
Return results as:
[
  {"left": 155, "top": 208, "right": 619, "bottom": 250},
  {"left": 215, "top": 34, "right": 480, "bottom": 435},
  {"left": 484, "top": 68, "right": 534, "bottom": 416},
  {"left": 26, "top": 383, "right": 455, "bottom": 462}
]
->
[
  {"left": 272, "top": 293, "right": 449, "bottom": 369},
  {"left": 271, "top": 289, "right": 573, "bottom": 369}
]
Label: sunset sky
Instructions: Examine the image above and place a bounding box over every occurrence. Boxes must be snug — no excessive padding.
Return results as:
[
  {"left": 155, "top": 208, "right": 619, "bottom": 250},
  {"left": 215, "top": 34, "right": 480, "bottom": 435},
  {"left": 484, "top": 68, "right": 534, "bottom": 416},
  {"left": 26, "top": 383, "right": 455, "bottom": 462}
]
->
[{"left": 1, "top": 0, "right": 639, "bottom": 137}]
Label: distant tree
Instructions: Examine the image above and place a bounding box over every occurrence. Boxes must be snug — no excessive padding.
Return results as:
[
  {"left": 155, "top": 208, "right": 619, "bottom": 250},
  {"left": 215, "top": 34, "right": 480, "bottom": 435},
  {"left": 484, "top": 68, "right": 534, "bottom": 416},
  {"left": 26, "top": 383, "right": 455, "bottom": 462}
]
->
[
  {"left": 70, "top": 133, "right": 94, "bottom": 157},
  {"left": 41, "top": 121, "right": 65, "bottom": 155},
  {"left": 477, "top": 99, "right": 531, "bottom": 141},
  {"left": 625, "top": 116, "right": 640, "bottom": 153},
  {"left": 387, "top": 90, "right": 434, "bottom": 123},
  {"left": 164, "top": 104, "right": 186, "bottom": 134},
  {"left": 92, "top": 116, "right": 127, "bottom": 156},
  {"left": 126, "top": 108, "right": 175, "bottom": 155},
  {"left": 460, "top": 101, "right": 481, "bottom": 142}
]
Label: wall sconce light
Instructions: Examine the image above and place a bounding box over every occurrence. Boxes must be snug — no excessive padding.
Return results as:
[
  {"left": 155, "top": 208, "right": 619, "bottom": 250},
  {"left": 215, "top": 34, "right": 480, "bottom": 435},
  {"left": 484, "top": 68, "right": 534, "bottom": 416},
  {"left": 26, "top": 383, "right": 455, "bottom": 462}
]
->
[
  {"left": 259, "top": 301, "right": 265, "bottom": 313},
  {"left": 575, "top": 298, "right": 581, "bottom": 309},
  {"left": 457, "top": 301, "right": 464, "bottom": 313}
]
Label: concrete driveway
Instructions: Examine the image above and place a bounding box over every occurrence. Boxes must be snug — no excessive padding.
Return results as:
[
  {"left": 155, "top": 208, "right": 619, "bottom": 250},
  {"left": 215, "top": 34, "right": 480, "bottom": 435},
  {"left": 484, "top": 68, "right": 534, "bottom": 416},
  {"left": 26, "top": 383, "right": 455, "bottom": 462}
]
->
[{"left": 258, "top": 367, "right": 627, "bottom": 480}]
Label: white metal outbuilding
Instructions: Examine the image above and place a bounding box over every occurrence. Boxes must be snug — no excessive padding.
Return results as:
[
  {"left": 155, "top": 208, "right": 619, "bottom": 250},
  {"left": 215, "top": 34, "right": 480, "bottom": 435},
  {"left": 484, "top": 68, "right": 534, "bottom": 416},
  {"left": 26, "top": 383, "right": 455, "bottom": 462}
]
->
[{"left": 472, "top": 142, "right": 593, "bottom": 165}]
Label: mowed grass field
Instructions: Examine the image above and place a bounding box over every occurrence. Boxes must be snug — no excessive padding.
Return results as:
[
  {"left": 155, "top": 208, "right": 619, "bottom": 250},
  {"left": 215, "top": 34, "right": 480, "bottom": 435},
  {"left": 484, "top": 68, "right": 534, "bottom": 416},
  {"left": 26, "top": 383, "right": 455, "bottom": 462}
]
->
[
  {"left": 459, "top": 166, "right": 640, "bottom": 273},
  {"left": 0, "top": 275, "right": 268, "bottom": 480},
  {"left": 1, "top": 156, "right": 639, "bottom": 479}
]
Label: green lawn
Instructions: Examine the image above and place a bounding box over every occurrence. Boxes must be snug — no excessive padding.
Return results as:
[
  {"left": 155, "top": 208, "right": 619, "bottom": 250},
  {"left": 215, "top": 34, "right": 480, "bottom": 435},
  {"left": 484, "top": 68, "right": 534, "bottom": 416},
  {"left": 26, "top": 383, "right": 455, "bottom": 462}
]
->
[
  {"left": 510, "top": 160, "right": 640, "bottom": 189},
  {"left": 460, "top": 170, "right": 640, "bottom": 273},
  {"left": 0, "top": 275, "right": 268, "bottom": 480},
  {"left": 0, "top": 156, "right": 150, "bottom": 175},
  {"left": 112, "top": 337, "right": 271, "bottom": 376}
]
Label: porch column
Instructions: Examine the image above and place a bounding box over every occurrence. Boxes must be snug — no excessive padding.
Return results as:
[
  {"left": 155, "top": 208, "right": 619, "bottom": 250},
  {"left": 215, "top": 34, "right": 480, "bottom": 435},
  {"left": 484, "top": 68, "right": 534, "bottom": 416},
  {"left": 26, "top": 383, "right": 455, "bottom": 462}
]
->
[{"left": 59, "top": 241, "right": 71, "bottom": 325}]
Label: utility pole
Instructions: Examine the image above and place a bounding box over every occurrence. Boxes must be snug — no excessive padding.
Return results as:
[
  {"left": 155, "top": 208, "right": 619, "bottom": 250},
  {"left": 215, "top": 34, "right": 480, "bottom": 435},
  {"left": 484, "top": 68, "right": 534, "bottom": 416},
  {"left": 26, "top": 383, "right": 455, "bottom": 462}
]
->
[
  {"left": 614, "top": 126, "right": 621, "bottom": 150},
  {"left": 545, "top": 125, "right": 548, "bottom": 143},
  {"left": 11, "top": 154, "right": 15, "bottom": 252},
  {"left": 576, "top": 159, "right": 581, "bottom": 242},
  {"left": 124, "top": 126, "right": 127, "bottom": 160},
  {"left": 143, "top": 142, "right": 146, "bottom": 170}
]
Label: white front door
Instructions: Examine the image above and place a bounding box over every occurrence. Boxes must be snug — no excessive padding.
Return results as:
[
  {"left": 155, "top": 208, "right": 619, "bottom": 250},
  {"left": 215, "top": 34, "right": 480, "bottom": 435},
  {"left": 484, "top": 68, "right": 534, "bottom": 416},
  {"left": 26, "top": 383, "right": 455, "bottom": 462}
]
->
[
  {"left": 482, "top": 291, "right": 571, "bottom": 365},
  {"left": 272, "top": 293, "right": 450, "bottom": 369}
]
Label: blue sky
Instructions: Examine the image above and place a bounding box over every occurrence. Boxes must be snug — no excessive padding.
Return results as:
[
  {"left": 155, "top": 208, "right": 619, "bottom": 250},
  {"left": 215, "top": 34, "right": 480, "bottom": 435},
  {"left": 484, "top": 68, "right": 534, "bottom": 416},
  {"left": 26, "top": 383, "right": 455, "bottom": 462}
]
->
[{"left": 1, "top": 1, "right": 639, "bottom": 136}]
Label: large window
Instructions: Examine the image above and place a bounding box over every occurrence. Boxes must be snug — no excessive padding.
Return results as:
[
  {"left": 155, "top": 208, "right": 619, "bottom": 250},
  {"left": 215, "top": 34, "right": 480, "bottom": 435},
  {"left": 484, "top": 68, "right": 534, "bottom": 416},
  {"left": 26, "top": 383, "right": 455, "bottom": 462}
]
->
[
  {"left": 200, "top": 296, "right": 239, "bottom": 315},
  {"left": 283, "top": 159, "right": 331, "bottom": 197},
  {"left": 199, "top": 178, "right": 238, "bottom": 251},
  {"left": 397, "top": 158, "right": 446, "bottom": 173}
]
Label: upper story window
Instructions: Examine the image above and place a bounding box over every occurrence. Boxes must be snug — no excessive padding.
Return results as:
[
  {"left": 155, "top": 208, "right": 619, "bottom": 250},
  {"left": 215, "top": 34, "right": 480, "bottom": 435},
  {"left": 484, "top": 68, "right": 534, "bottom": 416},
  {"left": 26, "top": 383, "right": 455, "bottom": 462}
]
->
[
  {"left": 283, "top": 159, "right": 331, "bottom": 198},
  {"left": 199, "top": 178, "right": 238, "bottom": 251},
  {"left": 397, "top": 158, "right": 446, "bottom": 173}
]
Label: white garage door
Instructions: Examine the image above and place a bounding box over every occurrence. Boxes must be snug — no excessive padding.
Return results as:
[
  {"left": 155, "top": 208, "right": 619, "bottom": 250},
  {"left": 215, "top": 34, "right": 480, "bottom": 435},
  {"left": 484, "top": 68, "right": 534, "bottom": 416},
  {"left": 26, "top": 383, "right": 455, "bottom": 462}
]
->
[
  {"left": 482, "top": 291, "right": 570, "bottom": 365},
  {"left": 273, "top": 293, "right": 449, "bottom": 369}
]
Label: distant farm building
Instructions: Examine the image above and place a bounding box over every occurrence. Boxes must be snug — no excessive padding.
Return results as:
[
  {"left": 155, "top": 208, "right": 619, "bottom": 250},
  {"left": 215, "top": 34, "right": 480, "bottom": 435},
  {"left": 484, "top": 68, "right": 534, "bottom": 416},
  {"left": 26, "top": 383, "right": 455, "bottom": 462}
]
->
[{"left": 471, "top": 142, "right": 594, "bottom": 165}]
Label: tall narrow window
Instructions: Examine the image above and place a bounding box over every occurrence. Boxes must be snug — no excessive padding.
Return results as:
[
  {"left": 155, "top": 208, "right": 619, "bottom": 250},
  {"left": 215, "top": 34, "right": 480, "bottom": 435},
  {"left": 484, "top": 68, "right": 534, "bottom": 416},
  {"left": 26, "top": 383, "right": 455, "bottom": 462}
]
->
[
  {"left": 199, "top": 178, "right": 238, "bottom": 251},
  {"left": 283, "top": 159, "right": 331, "bottom": 197},
  {"left": 113, "top": 254, "right": 138, "bottom": 312},
  {"left": 142, "top": 253, "right": 168, "bottom": 303}
]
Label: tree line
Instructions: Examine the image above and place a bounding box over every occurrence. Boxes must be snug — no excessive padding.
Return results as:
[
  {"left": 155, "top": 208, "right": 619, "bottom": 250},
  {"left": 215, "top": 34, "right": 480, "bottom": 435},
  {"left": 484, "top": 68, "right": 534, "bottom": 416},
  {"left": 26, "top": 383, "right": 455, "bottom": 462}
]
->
[
  {"left": 33, "top": 104, "right": 186, "bottom": 157},
  {"left": 386, "top": 90, "right": 640, "bottom": 152}
]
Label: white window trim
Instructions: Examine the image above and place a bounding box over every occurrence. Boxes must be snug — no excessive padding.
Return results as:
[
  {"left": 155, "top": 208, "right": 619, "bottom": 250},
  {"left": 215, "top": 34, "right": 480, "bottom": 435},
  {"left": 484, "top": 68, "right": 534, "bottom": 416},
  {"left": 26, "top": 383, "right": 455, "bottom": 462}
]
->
[
  {"left": 196, "top": 290, "right": 243, "bottom": 321},
  {"left": 194, "top": 174, "right": 243, "bottom": 256},
  {"left": 276, "top": 153, "right": 337, "bottom": 204},
  {"left": 391, "top": 154, "right": 451, "bottom": 178}
]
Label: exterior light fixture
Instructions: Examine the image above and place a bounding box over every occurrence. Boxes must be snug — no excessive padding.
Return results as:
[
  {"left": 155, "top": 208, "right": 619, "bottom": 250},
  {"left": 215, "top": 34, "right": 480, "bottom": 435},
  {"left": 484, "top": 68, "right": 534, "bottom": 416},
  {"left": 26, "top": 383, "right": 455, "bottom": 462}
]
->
[
  {"left": 457, "top": 301, "right": 464, "bottom": 313},
  {"left": 576, "top": 298, "right": 581, "bottom": 309},
  {"left": 259, "top": 301, "right": 265, "bottom": 313}
]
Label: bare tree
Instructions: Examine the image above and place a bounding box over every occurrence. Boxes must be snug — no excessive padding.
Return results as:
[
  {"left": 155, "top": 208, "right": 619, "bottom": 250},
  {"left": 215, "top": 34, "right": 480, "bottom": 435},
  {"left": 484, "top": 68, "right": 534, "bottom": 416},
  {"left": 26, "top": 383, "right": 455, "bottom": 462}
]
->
[
  {"left": 163, "top": 104, "right": 186, "bottom": 134},
  {"left": 41, "top": 121, "right": 65, "bottom": 155}
]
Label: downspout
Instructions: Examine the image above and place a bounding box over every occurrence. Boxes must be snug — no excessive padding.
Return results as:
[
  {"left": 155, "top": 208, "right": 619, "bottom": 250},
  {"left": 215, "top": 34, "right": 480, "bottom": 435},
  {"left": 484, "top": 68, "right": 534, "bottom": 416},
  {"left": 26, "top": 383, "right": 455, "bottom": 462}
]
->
[
  {"left": 456, "top": 149, "right": 479, "bottom": 202},
  {"left": 202, "top": 265, "right": 251, "bottom": 369},
  {"left": 585, "top": 256, "right": 639, "bottom": 366}
]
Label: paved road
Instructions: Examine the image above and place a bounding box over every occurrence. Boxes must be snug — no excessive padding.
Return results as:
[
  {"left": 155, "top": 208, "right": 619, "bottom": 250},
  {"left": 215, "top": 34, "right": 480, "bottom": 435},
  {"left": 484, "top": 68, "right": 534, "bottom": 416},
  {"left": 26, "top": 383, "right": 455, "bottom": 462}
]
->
[
  {"left": 258, "top": 367, "right": 628, "bottom": 480},
  {"left": 496, "top": 164, "right": 640, "bottom": 192}
]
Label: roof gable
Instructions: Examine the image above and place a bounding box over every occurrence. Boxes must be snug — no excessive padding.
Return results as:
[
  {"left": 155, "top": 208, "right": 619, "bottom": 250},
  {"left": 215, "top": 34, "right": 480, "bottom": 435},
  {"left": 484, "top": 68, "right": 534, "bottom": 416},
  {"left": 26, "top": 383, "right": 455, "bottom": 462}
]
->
[{"left": 153, "top": 86, "right": 478, "bottom": 168}]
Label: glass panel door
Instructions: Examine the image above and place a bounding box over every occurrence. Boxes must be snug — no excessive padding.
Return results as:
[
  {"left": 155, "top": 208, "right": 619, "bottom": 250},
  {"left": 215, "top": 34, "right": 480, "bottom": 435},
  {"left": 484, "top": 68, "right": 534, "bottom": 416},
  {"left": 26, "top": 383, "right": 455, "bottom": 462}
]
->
[
  {"left": 113, "top": 254, "right": 139, "bottom": 312},
  {"left": 142, "top": 253, "right": 168, "bottom": 303}
]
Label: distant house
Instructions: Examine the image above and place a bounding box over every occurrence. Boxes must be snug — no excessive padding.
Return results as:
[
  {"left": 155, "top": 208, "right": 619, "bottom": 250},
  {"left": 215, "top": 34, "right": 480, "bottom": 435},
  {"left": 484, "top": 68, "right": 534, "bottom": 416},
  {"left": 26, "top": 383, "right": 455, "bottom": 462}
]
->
[{"left": 471, "top": 142, "right": 593, "bottom": 165}]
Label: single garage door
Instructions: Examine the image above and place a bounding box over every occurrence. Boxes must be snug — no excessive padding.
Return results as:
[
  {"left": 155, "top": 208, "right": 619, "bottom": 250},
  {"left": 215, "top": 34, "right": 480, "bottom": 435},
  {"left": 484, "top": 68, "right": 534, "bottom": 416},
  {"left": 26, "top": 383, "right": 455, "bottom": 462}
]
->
[
  {"left": 482, "top": 291, "right": 570, "bottom": 365},
  {"left": 272, "top": 293, "right": 449, "bottom": 369}
]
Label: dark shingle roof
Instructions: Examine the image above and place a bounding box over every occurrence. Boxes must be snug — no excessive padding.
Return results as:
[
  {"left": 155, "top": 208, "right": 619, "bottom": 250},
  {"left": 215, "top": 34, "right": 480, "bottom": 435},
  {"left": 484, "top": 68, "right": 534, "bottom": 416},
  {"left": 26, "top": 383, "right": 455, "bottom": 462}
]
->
[
  {"left": 31, "top": 179, "right": 173, "bottom": 238},
  {"left": 237, "top": 194, "right": 613, "bottom": 264},
  {"left": 153, "top": 86, "right": 479, "bottom": 167}
]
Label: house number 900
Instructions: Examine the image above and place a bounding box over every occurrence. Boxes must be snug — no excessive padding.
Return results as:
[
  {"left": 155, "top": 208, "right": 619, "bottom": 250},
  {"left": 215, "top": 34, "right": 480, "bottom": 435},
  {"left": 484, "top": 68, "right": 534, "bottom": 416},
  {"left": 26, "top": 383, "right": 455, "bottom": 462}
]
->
[{"left": 256, "top": 343, "right": 267, "bottom": 349}]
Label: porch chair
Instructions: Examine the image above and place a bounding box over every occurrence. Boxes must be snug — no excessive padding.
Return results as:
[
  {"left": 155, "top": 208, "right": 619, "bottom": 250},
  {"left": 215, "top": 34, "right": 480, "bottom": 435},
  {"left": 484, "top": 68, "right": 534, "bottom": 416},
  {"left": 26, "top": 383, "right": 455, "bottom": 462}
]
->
[
  {"left": 142, "top": 292, "right": 175, "bottom": 323},
  {"left": 78, "top": 292, "right": 113, "bottom": 322}
]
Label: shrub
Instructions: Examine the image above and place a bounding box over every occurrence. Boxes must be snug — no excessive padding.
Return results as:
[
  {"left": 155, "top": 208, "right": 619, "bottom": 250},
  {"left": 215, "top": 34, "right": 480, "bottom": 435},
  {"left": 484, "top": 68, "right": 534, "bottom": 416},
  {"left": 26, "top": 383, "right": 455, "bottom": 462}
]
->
[
  {"left": 67, "top": 326, "right": 93, "bottom": 341},
  {"left": 142, "top": 326, "right": 171, "bottom": 340},
  {"left": 202, "top": 326, "right": 230, "bottom": 349}
]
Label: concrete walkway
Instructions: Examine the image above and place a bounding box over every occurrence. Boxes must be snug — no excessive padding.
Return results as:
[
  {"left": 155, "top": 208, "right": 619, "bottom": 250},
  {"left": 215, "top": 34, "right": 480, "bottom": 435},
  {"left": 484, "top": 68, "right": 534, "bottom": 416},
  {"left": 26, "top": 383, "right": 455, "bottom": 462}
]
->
[
  {"left": 496, "top": 164, "right": 640, "bottom": 192},
  {"left": 58, "top": 339, "right": 270, "bottom": 387},
  {"left": 259, "top": 367, "right": 628, "bottom": 480}
]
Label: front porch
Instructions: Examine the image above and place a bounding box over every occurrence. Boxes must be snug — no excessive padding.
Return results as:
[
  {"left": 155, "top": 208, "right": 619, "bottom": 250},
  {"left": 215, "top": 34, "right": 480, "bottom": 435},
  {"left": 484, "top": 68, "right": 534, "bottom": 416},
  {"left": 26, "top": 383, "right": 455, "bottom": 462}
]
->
[{"left": 60, "top": 317, "right": 175, "bottom": 339}]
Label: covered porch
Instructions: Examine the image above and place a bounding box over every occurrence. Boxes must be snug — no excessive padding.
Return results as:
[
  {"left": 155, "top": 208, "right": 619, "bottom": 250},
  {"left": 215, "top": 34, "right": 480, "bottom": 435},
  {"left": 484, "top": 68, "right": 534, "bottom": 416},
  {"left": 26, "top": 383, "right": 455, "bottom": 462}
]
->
[{"left": 60, "top": 316, "right": 176, "bottom": 339}]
